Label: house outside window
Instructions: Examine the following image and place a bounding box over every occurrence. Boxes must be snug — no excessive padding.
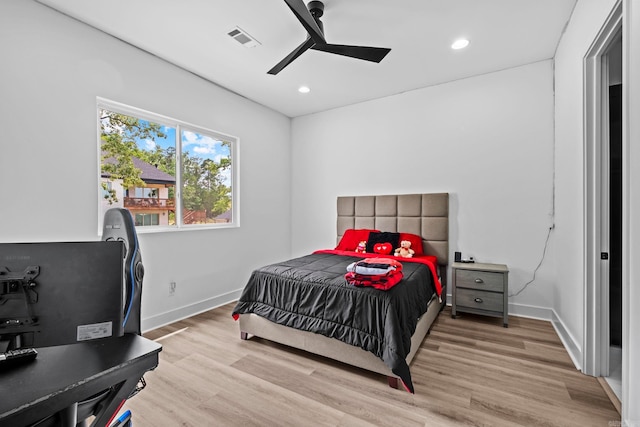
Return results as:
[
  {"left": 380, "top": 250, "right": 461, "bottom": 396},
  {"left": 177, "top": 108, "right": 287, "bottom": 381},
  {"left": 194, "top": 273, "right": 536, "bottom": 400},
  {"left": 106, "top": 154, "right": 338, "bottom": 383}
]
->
[{"left": 97, "top": 98, "right": 238, "bottom": 231}]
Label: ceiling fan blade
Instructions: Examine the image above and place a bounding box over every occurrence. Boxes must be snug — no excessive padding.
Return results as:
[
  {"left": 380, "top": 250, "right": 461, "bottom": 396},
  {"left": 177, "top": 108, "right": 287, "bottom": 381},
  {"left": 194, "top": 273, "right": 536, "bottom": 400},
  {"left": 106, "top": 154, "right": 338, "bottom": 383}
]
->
[
  {"left": 284, "top": 0, "right": 325, "bottom": 44},
  {"left": 268, "top": 38, "right": 316, "bottom": 75},
  {"left": 311, "top": 43, "right": 391, "bottom": 63}
]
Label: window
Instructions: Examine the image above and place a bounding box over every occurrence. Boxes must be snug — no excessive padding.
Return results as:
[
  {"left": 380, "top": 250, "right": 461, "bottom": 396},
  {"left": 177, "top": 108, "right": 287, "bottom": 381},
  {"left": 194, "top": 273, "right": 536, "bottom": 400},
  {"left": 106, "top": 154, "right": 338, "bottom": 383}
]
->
[
  {"left": 97, "top": 98, "right": 237, "bottom": 231},
  {"left": 128, "top": 188, "right": 159, "bottom": 199},
  {"left": 135, "top": 213, "right": 159, "bottom": 226},
  {"left": 102, "top": 181, "right": 113, "bottom": 199}
]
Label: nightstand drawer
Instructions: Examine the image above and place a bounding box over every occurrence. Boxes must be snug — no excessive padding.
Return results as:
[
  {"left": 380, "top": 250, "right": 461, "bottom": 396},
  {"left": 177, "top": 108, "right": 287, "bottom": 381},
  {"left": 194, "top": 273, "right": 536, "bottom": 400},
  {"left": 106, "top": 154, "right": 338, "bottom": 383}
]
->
[
  {"left": 455, "top": 269, "right": 505, "bottom": 292},
  {"left": 455, "top": 288, "right": 504, "bottom": 312}
]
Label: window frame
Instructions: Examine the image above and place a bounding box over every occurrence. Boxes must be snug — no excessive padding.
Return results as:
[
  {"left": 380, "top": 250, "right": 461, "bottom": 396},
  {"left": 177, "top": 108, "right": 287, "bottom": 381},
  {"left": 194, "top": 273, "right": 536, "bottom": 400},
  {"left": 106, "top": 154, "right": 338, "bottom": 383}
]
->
[{"left": 96, "top": 97, "right": 239, "bottom": 234}]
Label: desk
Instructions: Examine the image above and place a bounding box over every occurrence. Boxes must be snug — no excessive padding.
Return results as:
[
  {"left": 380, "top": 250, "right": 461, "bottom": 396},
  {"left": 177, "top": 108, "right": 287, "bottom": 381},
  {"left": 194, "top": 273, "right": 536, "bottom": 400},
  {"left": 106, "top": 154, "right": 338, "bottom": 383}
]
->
[{"left": 0, "top": 334, "right": 161, "bottom": 427}]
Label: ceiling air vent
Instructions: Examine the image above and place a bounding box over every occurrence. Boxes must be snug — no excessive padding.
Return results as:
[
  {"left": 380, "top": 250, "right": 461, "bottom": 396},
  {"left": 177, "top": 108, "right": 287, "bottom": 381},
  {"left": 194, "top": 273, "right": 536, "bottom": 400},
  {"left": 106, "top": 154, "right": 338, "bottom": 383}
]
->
[{"left": 228, "top": 27, "right": 261, "bottom": 48}]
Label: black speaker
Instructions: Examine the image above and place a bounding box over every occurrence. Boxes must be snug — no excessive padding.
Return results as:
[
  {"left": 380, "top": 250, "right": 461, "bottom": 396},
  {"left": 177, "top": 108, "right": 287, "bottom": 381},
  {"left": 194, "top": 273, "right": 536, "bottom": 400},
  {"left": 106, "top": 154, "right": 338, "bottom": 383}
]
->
[{"left": 454, "top": 251, "right": 462, "bottom": 262}]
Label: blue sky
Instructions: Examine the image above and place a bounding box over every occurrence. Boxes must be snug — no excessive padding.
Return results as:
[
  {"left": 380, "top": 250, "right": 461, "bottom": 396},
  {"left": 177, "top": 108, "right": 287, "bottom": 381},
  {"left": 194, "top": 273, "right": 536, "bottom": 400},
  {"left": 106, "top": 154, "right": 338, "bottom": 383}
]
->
[
  {"left": 137, "top": 121, "right": 232, "bottom": 186},
  {"left": 137, "top": 122, "right": 229, "bottom": 162}
]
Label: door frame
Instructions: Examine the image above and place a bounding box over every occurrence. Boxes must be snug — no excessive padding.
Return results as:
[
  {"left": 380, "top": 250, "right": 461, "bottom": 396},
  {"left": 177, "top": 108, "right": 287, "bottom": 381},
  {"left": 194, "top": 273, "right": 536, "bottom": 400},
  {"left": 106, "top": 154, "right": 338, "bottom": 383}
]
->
[{"left": 583, "top": 1, "right": 622, "bottom": 377}]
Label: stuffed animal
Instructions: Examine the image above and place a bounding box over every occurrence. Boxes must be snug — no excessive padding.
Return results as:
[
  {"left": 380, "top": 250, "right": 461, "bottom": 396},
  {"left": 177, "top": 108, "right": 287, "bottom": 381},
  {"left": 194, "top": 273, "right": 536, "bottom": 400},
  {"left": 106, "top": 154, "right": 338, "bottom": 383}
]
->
[
  {"left": 355, "top": 240, "right": 367, "bottom": 253},
  {"left": 394, "top": 240, "right": 415, "bottom": 258}
]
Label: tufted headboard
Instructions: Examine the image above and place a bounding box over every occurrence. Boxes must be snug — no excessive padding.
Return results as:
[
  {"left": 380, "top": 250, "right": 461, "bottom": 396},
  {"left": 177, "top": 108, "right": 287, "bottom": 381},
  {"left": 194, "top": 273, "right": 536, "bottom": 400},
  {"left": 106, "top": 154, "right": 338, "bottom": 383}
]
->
[{"left": 337, "top": 193, "right": 449, "bottom": 271}]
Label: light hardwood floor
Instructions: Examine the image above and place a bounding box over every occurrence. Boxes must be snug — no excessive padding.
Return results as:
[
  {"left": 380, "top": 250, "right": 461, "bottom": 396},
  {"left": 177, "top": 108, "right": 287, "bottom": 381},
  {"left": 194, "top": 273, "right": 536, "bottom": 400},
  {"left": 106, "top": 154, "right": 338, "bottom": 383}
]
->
[{"left": 119, "top": 304, "right": 620, "bottom": 426}]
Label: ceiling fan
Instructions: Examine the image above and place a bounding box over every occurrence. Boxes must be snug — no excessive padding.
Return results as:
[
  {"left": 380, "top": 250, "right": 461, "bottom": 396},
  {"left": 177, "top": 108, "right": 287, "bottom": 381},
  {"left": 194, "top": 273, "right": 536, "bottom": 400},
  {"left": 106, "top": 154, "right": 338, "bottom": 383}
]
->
[{"left": 268, "top": 0, "right": 391, "bottom": 75}]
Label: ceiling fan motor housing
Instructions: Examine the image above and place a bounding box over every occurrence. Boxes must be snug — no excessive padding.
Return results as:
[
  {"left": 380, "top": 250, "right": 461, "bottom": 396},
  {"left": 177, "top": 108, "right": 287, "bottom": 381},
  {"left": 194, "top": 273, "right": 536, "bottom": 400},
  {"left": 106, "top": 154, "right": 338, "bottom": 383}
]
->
[{"left": 307, "top": 1, "right": 324, "bottom": 18}]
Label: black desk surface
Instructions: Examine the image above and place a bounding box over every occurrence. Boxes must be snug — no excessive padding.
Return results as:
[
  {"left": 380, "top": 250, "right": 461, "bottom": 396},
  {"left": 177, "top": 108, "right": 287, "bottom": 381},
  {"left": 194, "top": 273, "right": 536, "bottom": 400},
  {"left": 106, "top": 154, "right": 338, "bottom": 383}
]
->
[{"left": 0, "top": 334, "right": 162, "bottom": 427}]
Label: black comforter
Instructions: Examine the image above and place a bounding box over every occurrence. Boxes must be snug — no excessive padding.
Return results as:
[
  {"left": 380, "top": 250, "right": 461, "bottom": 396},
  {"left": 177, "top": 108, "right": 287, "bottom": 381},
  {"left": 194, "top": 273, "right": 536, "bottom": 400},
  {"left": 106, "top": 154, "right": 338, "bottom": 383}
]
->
[{"left": 232, "top": 252, "right": 437, "bottom": 393}]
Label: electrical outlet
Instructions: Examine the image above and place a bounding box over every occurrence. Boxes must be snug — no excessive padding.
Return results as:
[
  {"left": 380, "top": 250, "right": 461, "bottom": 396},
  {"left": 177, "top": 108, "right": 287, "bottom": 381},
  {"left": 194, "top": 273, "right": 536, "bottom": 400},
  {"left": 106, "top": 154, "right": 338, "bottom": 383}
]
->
[{"left": 169, "top": 281, "right": 176, "bottom": 296}]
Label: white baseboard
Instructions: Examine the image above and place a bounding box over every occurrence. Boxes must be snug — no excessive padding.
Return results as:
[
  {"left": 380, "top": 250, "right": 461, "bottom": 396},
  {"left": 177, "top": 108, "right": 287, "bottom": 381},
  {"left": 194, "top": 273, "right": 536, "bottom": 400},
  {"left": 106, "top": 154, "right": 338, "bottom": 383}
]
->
[
  {"left": 550, "top": 308, "right": 583, "bottom": 372},
  {"left": 507, "top": 302, "right": 582, "bottom": 372},
  {"left": 141, "top": 289, "right": 242, "bottom": 333},
  {"left": 446, "top": 295, "right": 555, "bottom": 321},
  {"left": 508, "top": 301, "right": 553, "bottom": 320},
  {"left": 446, "top": 295, "right": 583, "bottom": 372}
]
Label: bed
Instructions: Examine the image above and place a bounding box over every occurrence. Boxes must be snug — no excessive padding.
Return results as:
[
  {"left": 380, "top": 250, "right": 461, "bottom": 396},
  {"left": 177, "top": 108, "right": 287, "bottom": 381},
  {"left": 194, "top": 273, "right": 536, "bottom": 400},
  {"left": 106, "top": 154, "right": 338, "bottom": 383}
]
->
[{"left": 232, "top": 193, "right": 449, "bottom": 393}]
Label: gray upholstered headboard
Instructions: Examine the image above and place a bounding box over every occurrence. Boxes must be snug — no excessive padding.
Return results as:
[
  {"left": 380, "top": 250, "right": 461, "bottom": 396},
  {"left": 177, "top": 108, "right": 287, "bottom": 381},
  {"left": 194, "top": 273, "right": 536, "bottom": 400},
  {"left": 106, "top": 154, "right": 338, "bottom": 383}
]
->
[{"left": 337, "top": 193, "right": 449, "bottom": 268}]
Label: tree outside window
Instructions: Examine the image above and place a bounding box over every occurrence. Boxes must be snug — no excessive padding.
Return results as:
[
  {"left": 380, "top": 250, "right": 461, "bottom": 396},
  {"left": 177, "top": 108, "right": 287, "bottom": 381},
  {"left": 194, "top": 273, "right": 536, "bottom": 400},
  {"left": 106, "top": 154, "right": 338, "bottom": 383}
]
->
[{"left": 98, "top": 100, "right": 236, "bottom": 229}]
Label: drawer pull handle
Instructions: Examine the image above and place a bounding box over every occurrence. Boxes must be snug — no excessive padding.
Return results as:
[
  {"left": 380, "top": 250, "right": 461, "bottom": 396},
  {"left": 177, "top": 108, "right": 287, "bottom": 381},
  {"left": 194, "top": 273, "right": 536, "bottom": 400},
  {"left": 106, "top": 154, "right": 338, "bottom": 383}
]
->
[
  {"left": 474, "top": 278, "right": 484, "bottom": 284},
  {"left": 474, "top": 297, "right": 483, "bottom": 304}
]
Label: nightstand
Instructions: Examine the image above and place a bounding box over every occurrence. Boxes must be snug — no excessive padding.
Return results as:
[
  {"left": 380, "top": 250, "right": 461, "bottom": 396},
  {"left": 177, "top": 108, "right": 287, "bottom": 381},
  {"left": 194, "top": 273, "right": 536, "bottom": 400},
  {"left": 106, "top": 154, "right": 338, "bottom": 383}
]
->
[{"left": 451, "top": 262, "right": 509, "bottom": 327}]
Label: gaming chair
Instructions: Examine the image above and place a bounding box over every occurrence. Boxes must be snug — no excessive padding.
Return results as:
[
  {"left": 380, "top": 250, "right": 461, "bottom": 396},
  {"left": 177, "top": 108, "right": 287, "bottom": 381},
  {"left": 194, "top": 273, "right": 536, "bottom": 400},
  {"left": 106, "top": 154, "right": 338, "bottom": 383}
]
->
[
  {"left": 75, "top": 208, "right": 144, "bottom": 426},
  {"left": 32, "top": 209, "right": 144, "bottom": 427},
  {"left": 74, "top": 208, "right": 146, "bottom": 425},
  {"left": 102, "top": 208, "right": 144, "bottom": 336}
]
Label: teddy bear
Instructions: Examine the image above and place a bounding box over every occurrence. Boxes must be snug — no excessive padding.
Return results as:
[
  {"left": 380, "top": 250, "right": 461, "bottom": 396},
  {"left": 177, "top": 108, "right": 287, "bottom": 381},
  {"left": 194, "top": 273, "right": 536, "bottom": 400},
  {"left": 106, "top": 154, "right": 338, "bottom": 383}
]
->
[
  {"left": 354, "top": 240, "right": 367, "bottom": 253},
  {"left": 394, "top": 240, "right": 415, "bottom": 258}
]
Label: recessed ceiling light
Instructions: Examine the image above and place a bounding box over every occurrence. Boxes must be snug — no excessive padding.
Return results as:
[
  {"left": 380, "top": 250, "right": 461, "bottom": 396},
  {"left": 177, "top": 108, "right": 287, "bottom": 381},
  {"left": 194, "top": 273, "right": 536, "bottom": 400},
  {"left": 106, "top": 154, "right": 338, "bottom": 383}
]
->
[
  {"left": 451, "top": 39, "right": 470, "bottom": 50},
  {"left": 298, "top": 86, "right": 310, "bottom": 94}
]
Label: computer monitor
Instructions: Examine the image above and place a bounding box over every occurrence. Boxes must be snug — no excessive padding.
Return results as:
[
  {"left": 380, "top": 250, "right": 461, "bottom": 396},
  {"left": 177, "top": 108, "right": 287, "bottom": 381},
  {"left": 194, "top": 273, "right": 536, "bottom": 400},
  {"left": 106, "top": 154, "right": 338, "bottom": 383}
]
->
[{"left": 0, "top": 241, "right": 124, "bottom": 351}]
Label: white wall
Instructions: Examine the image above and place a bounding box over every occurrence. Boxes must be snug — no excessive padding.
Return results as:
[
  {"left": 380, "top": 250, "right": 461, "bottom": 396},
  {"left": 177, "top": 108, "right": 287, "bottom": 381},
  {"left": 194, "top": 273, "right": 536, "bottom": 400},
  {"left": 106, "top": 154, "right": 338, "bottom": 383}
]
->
[
  {"left": 0, "top": 0, "right": 292, "bottom": 330},
  {"left": 552, "top": 0, "right": 619, "bottom": 366},
  {"left": 554, "top": 0, "right": 639, "bottom": 424},
  {"left": 291, "top": 61, "right": 556, "bottom": 317}
]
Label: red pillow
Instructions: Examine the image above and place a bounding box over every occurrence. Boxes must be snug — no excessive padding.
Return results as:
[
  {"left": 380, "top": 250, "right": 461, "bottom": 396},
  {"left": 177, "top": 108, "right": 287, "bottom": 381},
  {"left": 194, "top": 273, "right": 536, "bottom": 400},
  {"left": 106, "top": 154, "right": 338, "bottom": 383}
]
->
[
  {"left": 373, "top": 242, "right": 394, "bottom": 255},
  {"left": 399, "top": 232, "right": 424, "bottom": 256},
  {"left": 335, "top": 229, "right": 379, "bottom": 251}
]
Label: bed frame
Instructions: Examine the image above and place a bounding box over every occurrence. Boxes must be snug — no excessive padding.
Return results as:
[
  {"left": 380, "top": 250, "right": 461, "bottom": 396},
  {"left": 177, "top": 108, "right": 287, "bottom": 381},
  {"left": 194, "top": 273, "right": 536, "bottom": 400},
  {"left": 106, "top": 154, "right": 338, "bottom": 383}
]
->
[{"left": 239, "top": 193, "right": 449, "bottom": 390}]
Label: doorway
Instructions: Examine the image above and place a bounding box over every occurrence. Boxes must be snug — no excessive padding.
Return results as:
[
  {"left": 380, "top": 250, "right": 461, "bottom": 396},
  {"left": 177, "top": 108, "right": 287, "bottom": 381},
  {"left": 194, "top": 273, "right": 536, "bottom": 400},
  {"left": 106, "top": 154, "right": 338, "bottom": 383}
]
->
[
  {"left": 583, "top": 1, "right": 622, "bottom": 399},
  {"left": 606, "top": 37, "right": 623, "bottom": 397}
]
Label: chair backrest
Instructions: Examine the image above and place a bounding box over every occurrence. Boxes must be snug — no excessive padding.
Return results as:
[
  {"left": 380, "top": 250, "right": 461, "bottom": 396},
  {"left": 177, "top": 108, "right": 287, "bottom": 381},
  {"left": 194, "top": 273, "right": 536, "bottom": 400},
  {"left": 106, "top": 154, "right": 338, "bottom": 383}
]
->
[{"left": 102, "top": 208, "right": 144, "bottom": 336}]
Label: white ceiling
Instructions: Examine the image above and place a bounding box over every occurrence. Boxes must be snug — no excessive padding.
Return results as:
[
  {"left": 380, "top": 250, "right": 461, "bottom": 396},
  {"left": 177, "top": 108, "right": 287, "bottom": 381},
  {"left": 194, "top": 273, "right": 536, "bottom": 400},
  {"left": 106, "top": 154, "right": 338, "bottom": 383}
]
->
[{"left": 36, "top": 0, "right": 576, "bottom": 118}]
